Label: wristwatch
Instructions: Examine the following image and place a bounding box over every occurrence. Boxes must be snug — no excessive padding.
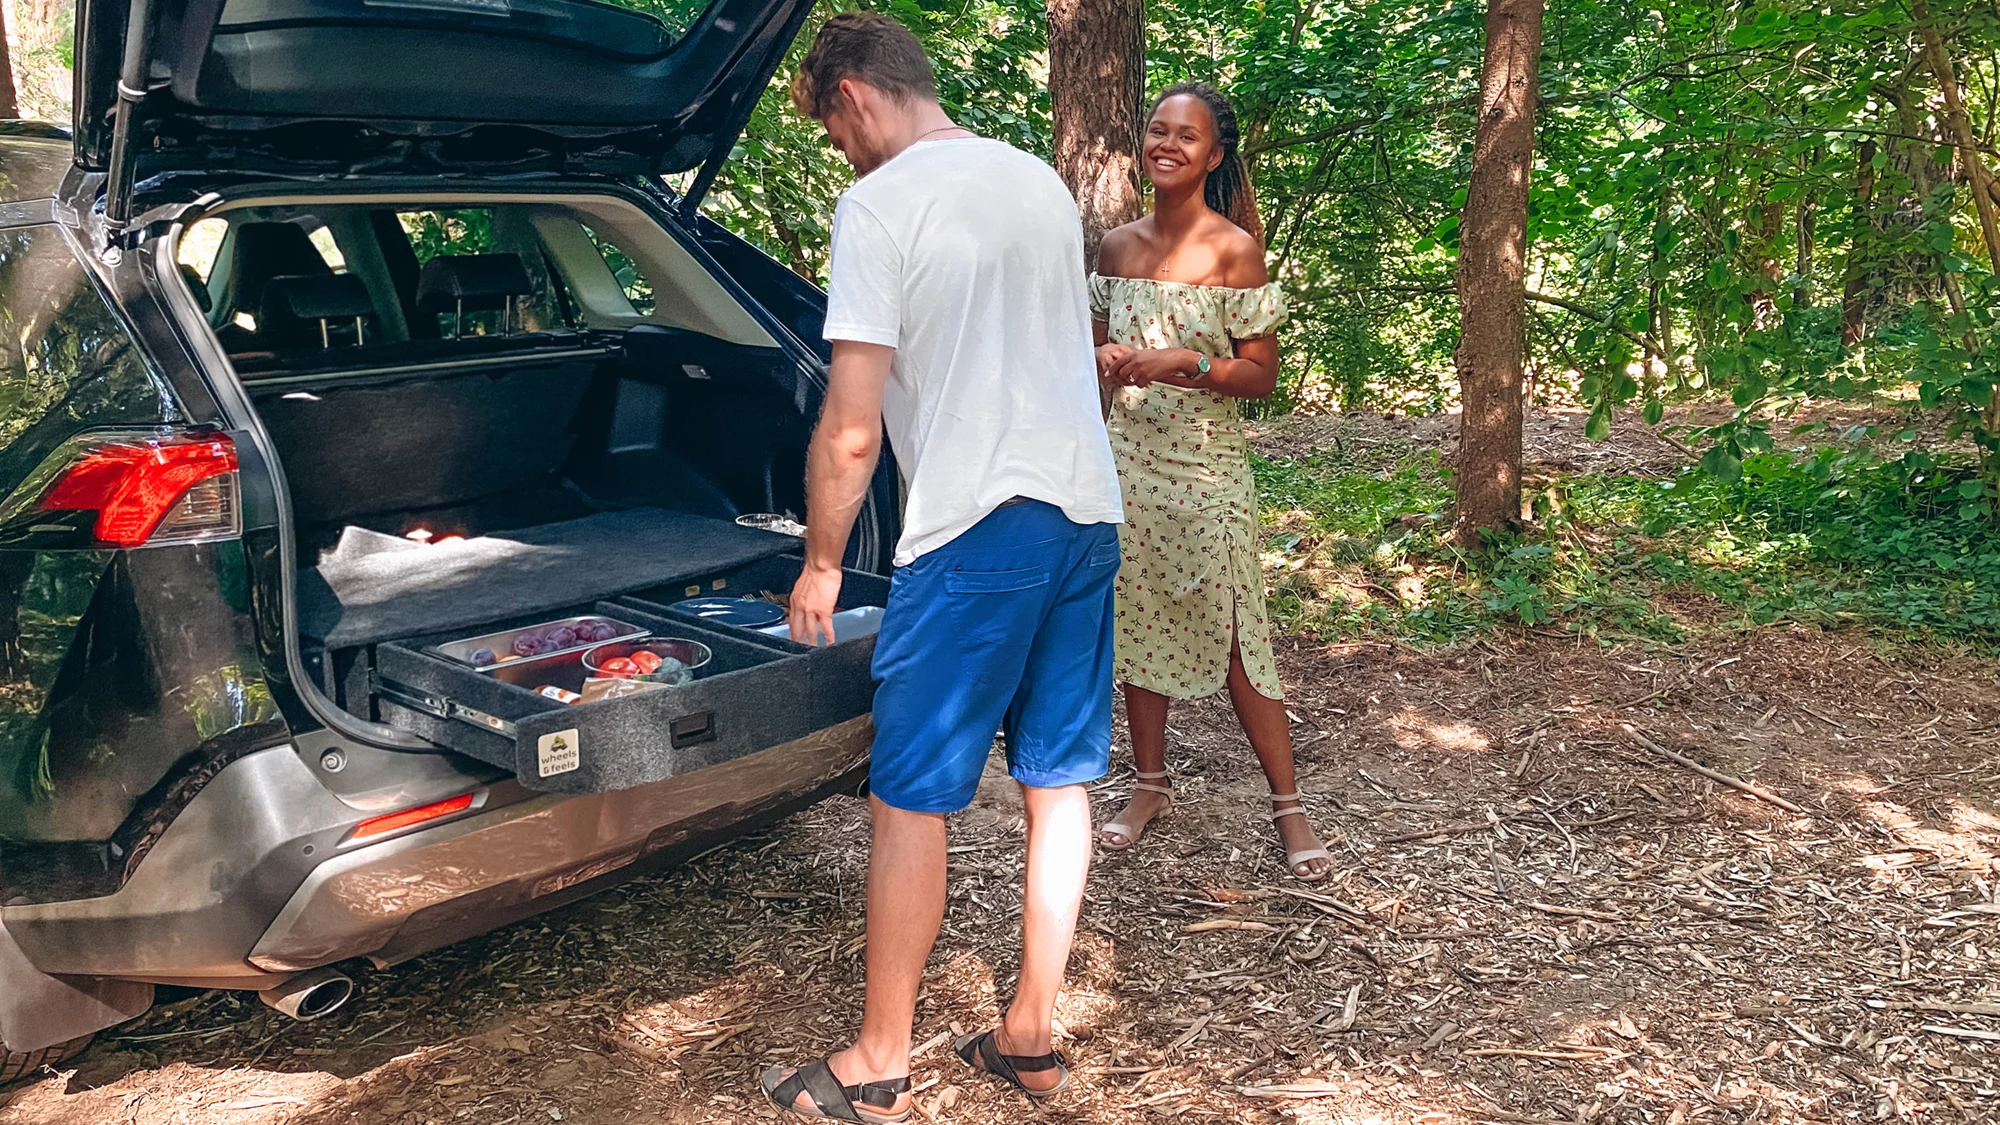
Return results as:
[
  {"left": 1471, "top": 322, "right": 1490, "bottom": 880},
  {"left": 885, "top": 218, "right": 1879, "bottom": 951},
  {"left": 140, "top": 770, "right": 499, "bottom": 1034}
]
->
[{"left": 1192, "top": 354, "right": 1212, "bottom": 381}]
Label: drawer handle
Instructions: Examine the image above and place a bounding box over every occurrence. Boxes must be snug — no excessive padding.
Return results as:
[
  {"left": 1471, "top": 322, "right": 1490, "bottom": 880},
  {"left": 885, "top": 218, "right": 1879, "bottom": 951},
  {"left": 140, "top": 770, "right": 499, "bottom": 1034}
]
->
[{"left": 670, "top": 712, "right": 716, "bottom": 748}]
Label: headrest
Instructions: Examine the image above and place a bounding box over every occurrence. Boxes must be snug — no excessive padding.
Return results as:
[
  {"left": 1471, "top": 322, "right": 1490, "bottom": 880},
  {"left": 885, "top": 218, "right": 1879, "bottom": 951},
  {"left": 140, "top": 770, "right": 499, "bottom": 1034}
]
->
[
  {"left": 262, "top": 274, "right": 374, "bottom": 323},
  {"left": 415, "top": 254, "right": 533, "bottom": 313},
  {"left": 179, "top": 263, "right": 212, "bottom": 314},
  {"left": 227, "top": 223, "right": 333, "bottom": 284}
]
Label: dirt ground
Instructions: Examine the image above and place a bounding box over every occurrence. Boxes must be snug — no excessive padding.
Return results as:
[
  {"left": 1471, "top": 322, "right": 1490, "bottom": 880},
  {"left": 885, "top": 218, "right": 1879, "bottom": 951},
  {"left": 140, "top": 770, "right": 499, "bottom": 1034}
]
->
[{"left": 2, "top": 410, "right": 1997, "bottom": 1125}]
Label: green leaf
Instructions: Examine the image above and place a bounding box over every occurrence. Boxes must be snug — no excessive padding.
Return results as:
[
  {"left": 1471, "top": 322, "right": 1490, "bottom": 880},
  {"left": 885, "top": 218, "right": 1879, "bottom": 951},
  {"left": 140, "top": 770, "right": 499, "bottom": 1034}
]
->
[
  {"left": 1958, "top": 479, "right": 1986, "bottom": 499},
  {"left": 1585, "top": 408, "right": 1612, "bottom": 442},
  {"left": 1642, "top": 399, "right": 1665, "bottom": 425},
  {"left": 1700, "top": 445, "right": 1743, "bottom": 483}
]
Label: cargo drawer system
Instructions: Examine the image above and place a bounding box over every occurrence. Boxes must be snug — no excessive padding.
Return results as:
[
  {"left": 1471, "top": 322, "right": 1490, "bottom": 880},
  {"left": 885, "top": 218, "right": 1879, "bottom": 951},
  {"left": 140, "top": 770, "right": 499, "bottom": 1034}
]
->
[{"left": 367, "top": 559, "right": 888, "bottom": 794}]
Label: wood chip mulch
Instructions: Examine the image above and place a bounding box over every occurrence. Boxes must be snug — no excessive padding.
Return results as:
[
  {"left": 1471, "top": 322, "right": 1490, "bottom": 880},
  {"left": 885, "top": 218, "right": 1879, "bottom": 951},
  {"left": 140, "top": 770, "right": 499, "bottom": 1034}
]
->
[{"left": 2, "top": 627, "right": 1996, "bottom": 1125}]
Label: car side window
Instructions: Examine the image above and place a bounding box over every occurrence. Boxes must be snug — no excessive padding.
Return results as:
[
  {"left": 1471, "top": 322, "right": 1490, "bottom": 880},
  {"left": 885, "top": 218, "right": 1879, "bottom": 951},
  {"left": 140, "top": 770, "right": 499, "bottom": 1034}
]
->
[{"left": 0, "top": 224, "right": 183, "bottom": 495}]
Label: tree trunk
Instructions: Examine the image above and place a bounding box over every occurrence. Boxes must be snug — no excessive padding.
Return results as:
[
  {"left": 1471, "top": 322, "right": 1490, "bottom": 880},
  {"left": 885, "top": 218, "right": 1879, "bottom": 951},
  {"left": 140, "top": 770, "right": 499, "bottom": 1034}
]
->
[
  {"left": 0, "top": 5, "right": 19, "bottom": 121},
  {"left": 1794, "top": 195, "right": 1816, "bottom": 308},
  {"left": 1452, "top": 0, "right": 1544, "bottom": 547},
  {"left": 1914, "top": 0, "right": 2000, "bottom": 279},
  {"left": 1840, "top": 140, "right": 1877, "bottom": 349},
  {"left": 1046, "top": 0, "right": 1146, "bottom": 266}
]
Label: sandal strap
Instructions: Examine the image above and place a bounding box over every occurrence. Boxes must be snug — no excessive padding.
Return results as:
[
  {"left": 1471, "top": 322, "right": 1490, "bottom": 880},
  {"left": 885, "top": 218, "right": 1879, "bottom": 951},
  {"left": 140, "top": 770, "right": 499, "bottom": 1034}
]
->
[
  {"left": 847, "top": 1076, "right": 912, "bottom": 1110},
  {"left": 1132, "top": 783, "right": 1173, "bottom": 796},
  {"left": 1288, "top": 847, "right": 1334, "bottom": 864},
  {"left": 1269, "top": 792, "right": 1301, "bottom": 802},
  {"left": 768, "top": 1059, "right": 865, "bottom": 1122},
  {"left": 1134, "top": 770, "right": 1170, "bottom": 779},
  {"left": 1271, "top": 806, "right": 1308, "bottom": 822}
]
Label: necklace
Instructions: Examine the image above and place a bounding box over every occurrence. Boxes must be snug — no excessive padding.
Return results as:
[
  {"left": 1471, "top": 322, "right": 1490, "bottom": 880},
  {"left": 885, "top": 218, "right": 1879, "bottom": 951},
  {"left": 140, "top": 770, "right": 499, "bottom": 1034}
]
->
[{"left": 914, "top": 125, "right": 971, "bottom": 143}]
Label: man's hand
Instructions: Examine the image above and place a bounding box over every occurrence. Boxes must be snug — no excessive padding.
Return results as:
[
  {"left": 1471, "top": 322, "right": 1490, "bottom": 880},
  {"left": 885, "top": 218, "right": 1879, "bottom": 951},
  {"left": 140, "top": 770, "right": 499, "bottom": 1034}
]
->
[
  {"left": 785, "top": 339, "right": 892, "bottom": 646},
  {"left": 1109, "top": 347, "right": 1195, "bottom": 388},
  {"left": 787, "top": 561, "right": 844, "bottom": 647}
]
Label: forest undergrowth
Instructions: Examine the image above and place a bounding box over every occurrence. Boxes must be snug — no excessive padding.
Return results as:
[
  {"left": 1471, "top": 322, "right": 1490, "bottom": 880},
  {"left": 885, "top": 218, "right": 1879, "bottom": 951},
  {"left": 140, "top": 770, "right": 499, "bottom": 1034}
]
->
[{"left": 1254, "top": 409, "right": 2000, "bottom": 649}]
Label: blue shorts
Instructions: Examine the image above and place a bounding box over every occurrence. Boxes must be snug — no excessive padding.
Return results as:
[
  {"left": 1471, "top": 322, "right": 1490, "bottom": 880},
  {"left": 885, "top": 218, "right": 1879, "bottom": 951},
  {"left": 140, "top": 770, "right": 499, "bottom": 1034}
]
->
[{"left": 869, "top": 500, "right": 1121, "bottom": 814}]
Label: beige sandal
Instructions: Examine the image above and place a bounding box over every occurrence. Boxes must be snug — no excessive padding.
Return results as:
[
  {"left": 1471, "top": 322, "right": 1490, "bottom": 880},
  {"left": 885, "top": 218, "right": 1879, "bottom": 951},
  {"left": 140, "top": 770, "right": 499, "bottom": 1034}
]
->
[
  {"left": 1099, "top": 771, "right": 1172, "bottom": 850},
  {"left": 1270, "top": 794, "right": 1333, "bottom": 881}
]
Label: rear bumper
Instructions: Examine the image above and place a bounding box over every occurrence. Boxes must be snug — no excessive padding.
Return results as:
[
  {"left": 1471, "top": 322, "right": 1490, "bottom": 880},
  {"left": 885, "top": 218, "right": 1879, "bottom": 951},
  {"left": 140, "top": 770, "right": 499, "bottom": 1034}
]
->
[
  {"left": 250, "top": 715, "right": 870, "bottom": 970},
  {"left": 2, "top": 716, "right": 868, "bottom": 991}
]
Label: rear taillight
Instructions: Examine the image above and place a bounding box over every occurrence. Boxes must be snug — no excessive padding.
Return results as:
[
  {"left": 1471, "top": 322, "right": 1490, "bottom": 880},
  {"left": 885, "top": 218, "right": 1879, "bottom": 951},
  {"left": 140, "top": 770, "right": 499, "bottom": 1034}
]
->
[{"left": 39, "top": 435, "right": 240, "bottom": 547}]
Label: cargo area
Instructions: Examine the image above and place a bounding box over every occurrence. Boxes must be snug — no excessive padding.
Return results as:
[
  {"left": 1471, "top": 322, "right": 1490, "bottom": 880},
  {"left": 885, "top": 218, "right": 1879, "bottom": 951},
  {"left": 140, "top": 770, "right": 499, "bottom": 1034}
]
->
[{"left": 174, "top": 194, "right": 892, "bottom": 791}]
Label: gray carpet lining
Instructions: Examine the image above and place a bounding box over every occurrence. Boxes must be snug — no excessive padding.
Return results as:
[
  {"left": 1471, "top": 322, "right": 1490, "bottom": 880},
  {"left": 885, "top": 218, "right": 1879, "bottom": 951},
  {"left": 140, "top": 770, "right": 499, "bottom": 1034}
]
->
[{"left": 298, "top": 508, "right": 796, "bottom": 648}]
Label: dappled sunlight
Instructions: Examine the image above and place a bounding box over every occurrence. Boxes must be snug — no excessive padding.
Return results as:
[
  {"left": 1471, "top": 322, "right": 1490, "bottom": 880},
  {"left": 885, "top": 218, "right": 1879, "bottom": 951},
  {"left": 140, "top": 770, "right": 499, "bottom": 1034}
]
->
[
  {"left": 1386, "top": 706, "right": 1494, "bottom": 753},
  {"left": 1832, "top": 776, "right": 2000, "bottom": 873}
]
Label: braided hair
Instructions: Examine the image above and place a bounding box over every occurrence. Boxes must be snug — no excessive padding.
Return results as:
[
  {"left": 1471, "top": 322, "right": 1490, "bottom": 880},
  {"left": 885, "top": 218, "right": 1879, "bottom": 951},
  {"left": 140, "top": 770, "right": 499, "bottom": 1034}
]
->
[{"left": 1151, "top": 81, "right": 1256, "bottom": 238}]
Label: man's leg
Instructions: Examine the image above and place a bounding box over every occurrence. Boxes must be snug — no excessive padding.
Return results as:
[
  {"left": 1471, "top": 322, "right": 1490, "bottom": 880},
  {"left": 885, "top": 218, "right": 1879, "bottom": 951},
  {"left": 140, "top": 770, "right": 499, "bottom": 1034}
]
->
[
  {"left": 818, "top": 797, "right": 948, "bottom": 1092},
  {"left": 996, "top": 781, "right": 1092, "bottom": 1091}
]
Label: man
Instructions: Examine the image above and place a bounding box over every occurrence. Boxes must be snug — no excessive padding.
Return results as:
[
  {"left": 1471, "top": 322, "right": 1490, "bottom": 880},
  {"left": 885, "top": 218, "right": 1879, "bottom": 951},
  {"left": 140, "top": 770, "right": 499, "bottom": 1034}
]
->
[{"left": 759, "top": 12, "right": 1124, "bottom": 1123}]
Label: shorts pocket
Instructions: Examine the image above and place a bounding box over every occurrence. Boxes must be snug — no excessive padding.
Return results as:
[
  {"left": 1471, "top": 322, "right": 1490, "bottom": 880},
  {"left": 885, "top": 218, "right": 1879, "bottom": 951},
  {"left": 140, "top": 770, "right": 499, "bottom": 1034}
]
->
[
  {"left": 944, "top": 567, "right": 1052, "bottom": 596},
  {"left": 1087, "top": 540, "right": 1121, "bottom": 569}
]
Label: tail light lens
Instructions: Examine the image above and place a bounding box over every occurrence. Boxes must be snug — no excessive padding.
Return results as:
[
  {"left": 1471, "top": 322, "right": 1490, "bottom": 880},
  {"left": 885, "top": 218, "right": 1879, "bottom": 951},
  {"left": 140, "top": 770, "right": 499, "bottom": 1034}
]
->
[{"left": 38, "top": 435, "right": 240, "bottom": 547}]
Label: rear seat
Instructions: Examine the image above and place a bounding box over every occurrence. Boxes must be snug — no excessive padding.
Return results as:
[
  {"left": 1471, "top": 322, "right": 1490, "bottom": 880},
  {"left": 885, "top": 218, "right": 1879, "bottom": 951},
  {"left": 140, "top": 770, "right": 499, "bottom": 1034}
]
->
[{"left": 253, "top": 254, "right": 594, "bottom": 528}]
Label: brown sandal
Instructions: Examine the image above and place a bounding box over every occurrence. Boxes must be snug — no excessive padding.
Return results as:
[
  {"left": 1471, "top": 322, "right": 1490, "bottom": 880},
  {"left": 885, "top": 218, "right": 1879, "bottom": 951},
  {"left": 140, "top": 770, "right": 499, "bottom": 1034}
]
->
[{"left": 760, "top": 1058, "right": 912, "bottom": 1122}]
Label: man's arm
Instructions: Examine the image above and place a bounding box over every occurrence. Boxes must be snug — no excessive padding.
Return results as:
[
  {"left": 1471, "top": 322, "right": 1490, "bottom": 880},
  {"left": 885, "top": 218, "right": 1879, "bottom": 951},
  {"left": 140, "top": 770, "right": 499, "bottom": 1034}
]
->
[{"left": 787, "top": 339, "right": 894, "bottom": 646}]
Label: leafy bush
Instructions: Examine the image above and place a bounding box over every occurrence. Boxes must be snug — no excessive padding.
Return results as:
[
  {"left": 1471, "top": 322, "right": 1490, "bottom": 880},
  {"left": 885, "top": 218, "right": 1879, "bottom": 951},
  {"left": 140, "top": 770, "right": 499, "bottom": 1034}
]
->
[{"left": 1253, "top": 442, "right": 2000, "bottom": 647}]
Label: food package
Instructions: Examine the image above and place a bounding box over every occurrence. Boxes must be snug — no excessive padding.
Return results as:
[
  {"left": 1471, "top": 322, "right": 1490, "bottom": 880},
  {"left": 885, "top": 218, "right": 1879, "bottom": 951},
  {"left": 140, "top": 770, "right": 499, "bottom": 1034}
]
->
[{"left": 576, "top": 676, "right": 668, "bottom": 705}]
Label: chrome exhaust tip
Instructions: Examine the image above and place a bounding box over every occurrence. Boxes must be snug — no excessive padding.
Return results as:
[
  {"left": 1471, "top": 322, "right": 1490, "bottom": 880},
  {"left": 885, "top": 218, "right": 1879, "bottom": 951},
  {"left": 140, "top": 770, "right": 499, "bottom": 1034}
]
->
[{"left": 259, "top": 967, "right": 355, "bottom": 1021}]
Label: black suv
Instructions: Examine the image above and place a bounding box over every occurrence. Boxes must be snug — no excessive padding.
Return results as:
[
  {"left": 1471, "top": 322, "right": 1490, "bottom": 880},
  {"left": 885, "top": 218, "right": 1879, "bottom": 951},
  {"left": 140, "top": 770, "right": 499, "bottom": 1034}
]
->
[{"left": 0, "top": 0, "right": 899, "bottom": 1074}]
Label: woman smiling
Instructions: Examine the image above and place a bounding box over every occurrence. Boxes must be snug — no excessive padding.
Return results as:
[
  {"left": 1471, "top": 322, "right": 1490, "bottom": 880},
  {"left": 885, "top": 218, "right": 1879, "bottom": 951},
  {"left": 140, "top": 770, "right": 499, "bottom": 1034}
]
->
[{"left": 1090, "top": 82, "right": 1334, "bottom": 882}]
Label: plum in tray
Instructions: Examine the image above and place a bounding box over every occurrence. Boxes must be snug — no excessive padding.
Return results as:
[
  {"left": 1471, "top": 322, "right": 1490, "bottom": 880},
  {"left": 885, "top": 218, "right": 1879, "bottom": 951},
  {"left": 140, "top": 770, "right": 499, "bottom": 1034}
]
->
[
  {"left": 546, "top": 625, "right": 580, "bottom": 649},
  {"left": 468, "top": 647, "right": 498, "bottom": 667},
  {"left": 512, "top": 633, "right": 549, "bottom": 657}
]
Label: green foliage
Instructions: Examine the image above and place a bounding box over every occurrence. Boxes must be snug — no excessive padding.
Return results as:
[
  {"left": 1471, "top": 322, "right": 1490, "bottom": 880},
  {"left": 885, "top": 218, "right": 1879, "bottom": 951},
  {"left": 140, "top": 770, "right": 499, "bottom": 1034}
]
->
[{"left": 1254, "top": 441, "right": 2000, "bottom": 647}]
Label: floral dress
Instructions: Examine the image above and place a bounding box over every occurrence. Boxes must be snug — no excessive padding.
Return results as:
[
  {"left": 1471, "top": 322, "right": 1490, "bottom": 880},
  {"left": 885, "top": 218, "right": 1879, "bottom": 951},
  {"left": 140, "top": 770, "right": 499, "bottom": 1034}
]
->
[{"left": 1089, "top": 274, "right": 1289, "bottom": 701}]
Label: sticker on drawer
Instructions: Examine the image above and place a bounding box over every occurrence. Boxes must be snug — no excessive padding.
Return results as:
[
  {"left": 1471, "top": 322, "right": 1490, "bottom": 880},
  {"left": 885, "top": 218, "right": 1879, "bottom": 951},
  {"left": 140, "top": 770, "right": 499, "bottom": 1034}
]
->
[{"left": 537, "top": 729, "right": 581, "bottom": 777}]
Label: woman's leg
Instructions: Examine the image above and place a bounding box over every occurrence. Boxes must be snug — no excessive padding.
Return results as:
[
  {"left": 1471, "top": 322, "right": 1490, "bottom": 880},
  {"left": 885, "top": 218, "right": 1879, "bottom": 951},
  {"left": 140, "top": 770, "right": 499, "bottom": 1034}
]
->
[
  {"left": 1224, "top": 645, "right": 1333, "bottom": 879},
  {"left": 1100, "top": 683, "right": 1173, "bottom": 846}
]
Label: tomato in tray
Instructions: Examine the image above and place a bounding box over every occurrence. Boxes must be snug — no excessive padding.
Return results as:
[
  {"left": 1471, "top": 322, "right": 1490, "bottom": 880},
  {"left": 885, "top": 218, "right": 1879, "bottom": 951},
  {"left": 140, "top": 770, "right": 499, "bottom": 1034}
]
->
[
  {"left": 599, "top": 657, "right": 639, "bottom": 676},
  {"left": 631, "top": 650, "right": 665, "bottom": 674}
]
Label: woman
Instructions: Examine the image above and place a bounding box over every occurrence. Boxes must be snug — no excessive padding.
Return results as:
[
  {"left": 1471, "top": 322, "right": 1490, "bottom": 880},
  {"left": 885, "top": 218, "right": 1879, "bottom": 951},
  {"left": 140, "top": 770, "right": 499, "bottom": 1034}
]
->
[{"left": 1090, "top": 82, "right": 1333, "bottom": 881}]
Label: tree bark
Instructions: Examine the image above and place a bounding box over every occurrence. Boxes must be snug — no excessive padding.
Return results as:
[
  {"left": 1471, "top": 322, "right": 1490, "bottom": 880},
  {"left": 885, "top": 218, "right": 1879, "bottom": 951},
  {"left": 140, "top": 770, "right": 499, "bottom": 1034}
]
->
[
  {"left": 1046, "top": 0, "right": 1146, "bottom": 266},
  {"left": 1914, "top": 0, "right": 2000, "bottom": 279},
  {"left": 0, "top": 5, "right": 20, "bottom": 121},
  {"left": 1452, "top": 0, "right": 1544, "bottom": 547},
  {"left": 1840, "top": 140, "right": 1877, "bottom": 348}
]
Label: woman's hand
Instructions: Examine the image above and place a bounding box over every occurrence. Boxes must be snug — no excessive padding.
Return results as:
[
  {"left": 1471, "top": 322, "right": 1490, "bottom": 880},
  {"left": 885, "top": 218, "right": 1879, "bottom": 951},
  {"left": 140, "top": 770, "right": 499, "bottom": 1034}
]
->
[
  {"left": 1108, "top": 347, "right": 1198, "bottom": 388},
  {"left": 1095, "top": 343, "right": 1135, "bottom": 384}
]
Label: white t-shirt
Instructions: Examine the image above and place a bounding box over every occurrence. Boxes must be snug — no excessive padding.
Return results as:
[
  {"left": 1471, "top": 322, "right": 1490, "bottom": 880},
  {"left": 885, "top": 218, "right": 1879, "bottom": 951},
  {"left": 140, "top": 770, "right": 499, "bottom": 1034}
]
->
[{"left": 822, "top": 136, "right": 1124, "bottom": 566}]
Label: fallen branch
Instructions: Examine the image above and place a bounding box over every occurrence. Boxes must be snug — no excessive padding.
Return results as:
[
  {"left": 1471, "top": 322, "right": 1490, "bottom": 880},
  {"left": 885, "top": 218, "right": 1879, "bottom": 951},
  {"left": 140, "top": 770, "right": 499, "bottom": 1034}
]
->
[
  {"left": 1923, "top": 1024, "right": 2000, "bottom": 1042},
  {"left": 1621, "top": 724, "right": 1807, "bottom": 814},
  {"left": 1526, "top": 901, "right": 1626, "bottom": 922}
]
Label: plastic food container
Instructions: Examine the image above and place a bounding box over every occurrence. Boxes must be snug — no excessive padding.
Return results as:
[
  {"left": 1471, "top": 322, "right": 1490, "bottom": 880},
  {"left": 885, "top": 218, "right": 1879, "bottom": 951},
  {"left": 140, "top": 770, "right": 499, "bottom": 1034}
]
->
[
  {"left": 672, "top": 596, "right": 786, "bottom": 629},
  {"left": 434, "top": 615, "right": 643, "bottom": 670},
  {"left": 582, "top": 639, "right": 714, "bottom": 686}
]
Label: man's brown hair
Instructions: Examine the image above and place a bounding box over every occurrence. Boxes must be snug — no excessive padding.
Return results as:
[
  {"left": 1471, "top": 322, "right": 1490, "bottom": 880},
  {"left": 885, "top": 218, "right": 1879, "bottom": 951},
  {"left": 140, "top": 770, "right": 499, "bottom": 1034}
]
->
[{"left": 789, "top": 12, "right": 938, "bottom": 120}]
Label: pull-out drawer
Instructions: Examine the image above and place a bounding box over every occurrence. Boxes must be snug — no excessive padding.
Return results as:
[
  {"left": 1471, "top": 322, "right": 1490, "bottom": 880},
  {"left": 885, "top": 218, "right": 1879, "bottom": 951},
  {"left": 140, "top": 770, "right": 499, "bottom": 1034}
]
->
[
  {"left": 374, "top": 601, "right": 871, "bottom": 793},
  {"left": 619, "top": 556, "right": 890, "bottom": 727}
]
